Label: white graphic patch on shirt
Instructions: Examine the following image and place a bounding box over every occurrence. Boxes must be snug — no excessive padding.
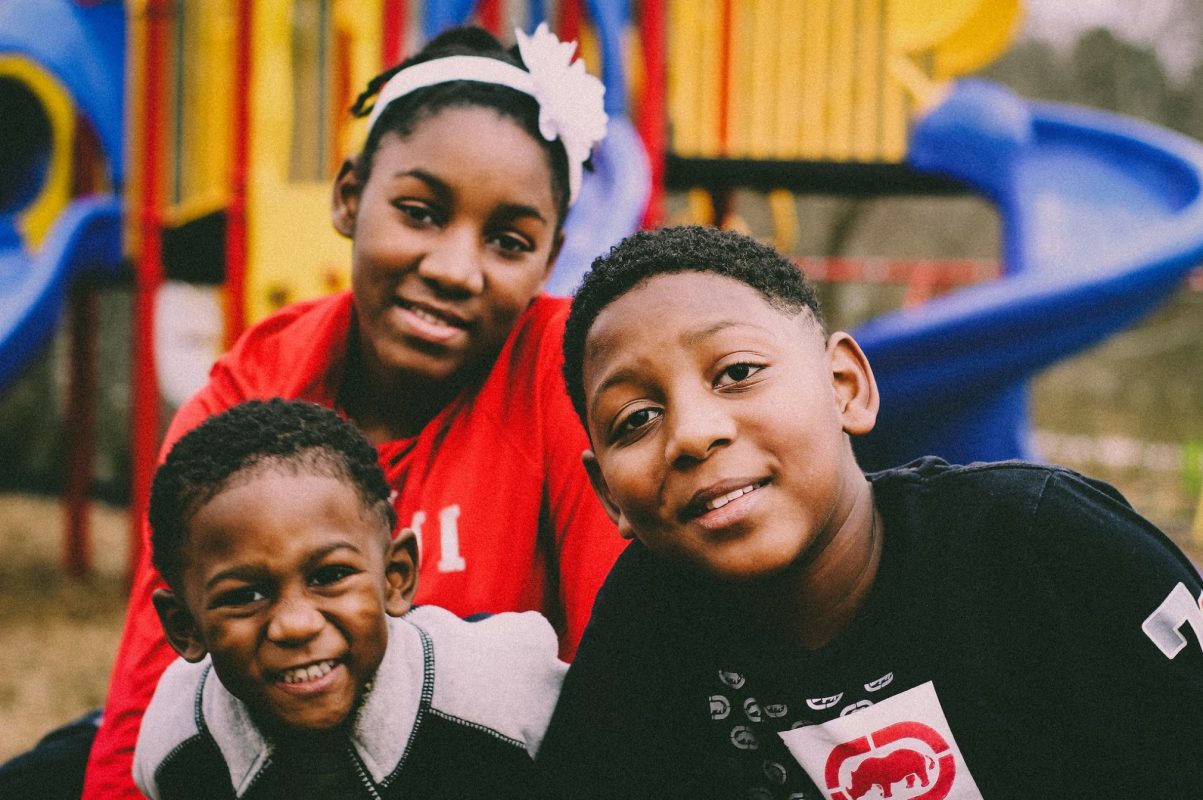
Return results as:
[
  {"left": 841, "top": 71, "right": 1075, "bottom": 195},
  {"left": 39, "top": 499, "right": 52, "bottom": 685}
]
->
[
  {"left": 1143, "top": 582, "right": 1203, "bottom": 659},
  {"left": 778, "top": 681, "right": 982, "bottom": 800}
]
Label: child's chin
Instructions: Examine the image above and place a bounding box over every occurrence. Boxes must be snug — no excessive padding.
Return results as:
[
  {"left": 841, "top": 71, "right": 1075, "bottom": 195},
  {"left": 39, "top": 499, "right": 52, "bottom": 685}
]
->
[{"left": 255, "top": 705, "right": 355, "bottom": 737}]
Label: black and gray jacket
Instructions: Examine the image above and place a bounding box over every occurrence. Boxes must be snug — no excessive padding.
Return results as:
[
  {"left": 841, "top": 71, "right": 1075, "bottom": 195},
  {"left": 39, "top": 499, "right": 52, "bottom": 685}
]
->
[{"left": 133, "top": 606, "right": 566, "bottom": 799}]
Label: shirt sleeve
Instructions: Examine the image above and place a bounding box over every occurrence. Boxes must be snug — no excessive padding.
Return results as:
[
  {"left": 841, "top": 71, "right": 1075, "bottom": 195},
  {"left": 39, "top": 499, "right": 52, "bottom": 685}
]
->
[
  {"left": 82, "top": 379, "right": 242, "bottom": 800},
  {"left": 1030, "top": 469, "right": 1203, "bottom": 794}
]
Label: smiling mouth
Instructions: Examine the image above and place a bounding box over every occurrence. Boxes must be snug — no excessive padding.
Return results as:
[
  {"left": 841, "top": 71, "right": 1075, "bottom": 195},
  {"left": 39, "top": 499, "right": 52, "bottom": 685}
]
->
[
  {"left": 683, "top": 479, "right": 769, "bottom": 521},
  {"left": 277, "top": 659, "right": 339, "bottom": 685},
  {"left": 396, "top": 299, "right": 469, "bottom": 330}
]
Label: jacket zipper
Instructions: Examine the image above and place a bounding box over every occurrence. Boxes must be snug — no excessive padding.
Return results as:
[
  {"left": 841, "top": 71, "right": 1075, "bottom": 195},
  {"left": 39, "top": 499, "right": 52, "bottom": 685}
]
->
[{"left": 345, "top": 741, "right": 383, "bottom": 800}]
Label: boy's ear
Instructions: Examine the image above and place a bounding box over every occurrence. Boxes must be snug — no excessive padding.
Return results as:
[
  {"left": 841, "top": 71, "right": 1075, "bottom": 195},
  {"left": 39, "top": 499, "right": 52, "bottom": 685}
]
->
[
  {"left": 331, "top": 157, "right": 362, "bottom": 239},
  {"left": 152, "top": 588, "right": 208, "bottom": 663},
  {"left": 827, "top": 331, "right": 879, "bottom": 436},
  {"left": 582, "top": 451, "right": 636, "bottom": 540},
  {"left": 383, "top": 528, "right": 420, "bottom": 617}
]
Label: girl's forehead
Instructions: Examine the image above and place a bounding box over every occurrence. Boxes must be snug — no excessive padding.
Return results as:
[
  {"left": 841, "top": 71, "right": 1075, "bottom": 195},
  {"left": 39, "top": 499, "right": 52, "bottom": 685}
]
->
[{"left": 370, "top": 107, "right": 558, "bottom": 203}]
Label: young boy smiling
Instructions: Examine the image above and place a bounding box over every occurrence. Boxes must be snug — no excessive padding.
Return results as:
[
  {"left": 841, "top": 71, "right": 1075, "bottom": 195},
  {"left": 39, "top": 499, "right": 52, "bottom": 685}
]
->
[
  {"left": 538, "top": 226, "right": 1203, "bottom": 799},
  {"left": 133, "top": 399, "right": 564, "bottom": 800}
]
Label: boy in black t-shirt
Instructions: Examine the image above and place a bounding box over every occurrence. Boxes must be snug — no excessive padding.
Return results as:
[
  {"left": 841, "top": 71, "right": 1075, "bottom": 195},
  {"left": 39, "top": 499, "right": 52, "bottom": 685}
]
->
[
  {"left": 539, "top": 225, "right": 1203, "bottom": 799},
  {"left": 134, "top": 399, "right": 564, "bottom": 800}
]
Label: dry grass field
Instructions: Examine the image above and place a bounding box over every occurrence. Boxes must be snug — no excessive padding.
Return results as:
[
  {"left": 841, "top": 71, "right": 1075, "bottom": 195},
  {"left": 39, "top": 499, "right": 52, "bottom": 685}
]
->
[{"left": 0, "top": 495, "right": 128, "bottom": 762}]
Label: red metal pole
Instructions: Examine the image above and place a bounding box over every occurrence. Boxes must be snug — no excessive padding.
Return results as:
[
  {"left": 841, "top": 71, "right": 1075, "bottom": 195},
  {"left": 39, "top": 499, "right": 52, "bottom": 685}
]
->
[
  {"left": 478, "top": 0, "right": 501, "bottom": 35},
  {"left": 130, "top": 0, "right": 170, "bottom": 580},
  {"left": 64, "top": 281, "right": 97, "bottom": 578},
  {"left": 62, "top": 114, "right": 106, "bottom": 578},
  {"left": 224, "top": 0, "right": 251, "bottom": 348},
  {"left": 560, "top": 0, "right": 581, "bottom": 44},
  {"left": 637, "top": 0, "right": 666, "bottom": 228},
  {"left": 383, "top": 0, "right": 407, "bottom": 65}
]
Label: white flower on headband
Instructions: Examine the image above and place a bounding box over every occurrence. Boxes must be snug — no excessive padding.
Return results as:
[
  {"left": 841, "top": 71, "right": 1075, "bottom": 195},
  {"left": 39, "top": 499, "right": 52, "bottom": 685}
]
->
[{"left": 516, "top": 23, "right": 607, "bottom": 204}]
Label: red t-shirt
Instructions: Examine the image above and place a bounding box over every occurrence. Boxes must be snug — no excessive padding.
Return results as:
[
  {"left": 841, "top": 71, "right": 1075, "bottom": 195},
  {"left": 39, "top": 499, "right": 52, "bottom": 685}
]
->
[{"left": 82, "top": 292, "right": 625, "bottom": 799}]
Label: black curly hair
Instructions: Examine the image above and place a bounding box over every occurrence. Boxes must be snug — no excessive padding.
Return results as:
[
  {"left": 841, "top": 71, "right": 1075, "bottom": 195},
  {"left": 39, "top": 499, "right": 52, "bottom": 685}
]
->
[
  {"left": 562, "top": 225, "right": 825, "bottom": 425},
  {"left": 149, "top": 399, "right": 396, "bottom": 589},
  {"left": 349, "top": 25, "right": 573, "bottom": 229}
]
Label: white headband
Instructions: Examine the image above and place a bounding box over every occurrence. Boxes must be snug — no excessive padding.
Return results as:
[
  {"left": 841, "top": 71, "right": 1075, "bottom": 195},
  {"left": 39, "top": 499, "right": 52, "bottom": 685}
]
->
[{"left": 365, "top": 23, "right": 607, "bottom": 205}]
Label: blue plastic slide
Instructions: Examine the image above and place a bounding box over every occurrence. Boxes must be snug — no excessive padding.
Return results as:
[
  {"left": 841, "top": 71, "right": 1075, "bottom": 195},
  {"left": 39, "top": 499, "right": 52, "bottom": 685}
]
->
[
  {"left": 0, "top": 0, "right": 125, "bottom": 393},
  {"left": 853, "top": 80, "right": 1203, "bottom": 470},
  {"left": 0, "top": 197, "right": 122, "bottom": 392}
]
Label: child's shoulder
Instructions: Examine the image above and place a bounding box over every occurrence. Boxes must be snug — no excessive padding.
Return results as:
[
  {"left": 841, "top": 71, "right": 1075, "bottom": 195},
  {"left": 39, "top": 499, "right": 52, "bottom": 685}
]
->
[
  {"left": 134, "top": 657, "right": 264, "bottom": 799},
  {"left": 395, "top": 607, "right": 567, "bottom": 752},
  {"left": 870, "top": 455, "right": 1125, "bottom": 517},
  {"left": 871, "top": 456, "right": 1191, "bottom": 576}
]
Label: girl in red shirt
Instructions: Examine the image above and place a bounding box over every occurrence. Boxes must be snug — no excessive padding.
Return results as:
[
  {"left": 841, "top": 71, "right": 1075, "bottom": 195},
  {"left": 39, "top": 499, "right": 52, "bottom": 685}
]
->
[{"left": 82, "top": 24, "right": 624, "bottom": 800}]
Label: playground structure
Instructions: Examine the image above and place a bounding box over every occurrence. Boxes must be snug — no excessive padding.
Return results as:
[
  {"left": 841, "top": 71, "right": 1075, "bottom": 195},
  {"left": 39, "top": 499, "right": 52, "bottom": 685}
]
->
[{"left": 2, "top": 0, "right": 1203, "bottom": 575}]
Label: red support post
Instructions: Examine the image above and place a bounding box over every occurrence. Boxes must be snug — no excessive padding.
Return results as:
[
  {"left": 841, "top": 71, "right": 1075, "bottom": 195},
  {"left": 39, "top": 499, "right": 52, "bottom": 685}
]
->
[
  {"left": 129, "top": 0, "right": 170, "bottom": 580},
  {"left": 559, "top": 0, "right": 581, "bottom": 44},
  {"left": 478, "top": 0, "right": 501, "bottom": 35},
  {"left": 64, "top": 281, "right": 97, "bottom": 578},
  {"left": 637, "top": 0, "right": 667, "bottom": 228},
  {"left": 225, "top": 0, "right": 252, "bottom": 349},
  {"left": 383, "top": 0, "right": 407, "bottom": 65}
]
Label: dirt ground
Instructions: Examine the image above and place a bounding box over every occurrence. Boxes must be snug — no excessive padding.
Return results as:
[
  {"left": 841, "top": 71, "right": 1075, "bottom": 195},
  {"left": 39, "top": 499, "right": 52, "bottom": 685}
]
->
[{"left": 0, "top": 495, "right": 128, "bottom": 762}]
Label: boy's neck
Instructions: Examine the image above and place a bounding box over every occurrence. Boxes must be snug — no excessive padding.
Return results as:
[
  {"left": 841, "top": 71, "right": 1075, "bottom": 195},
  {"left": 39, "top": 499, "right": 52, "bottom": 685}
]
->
[{"left": 741, "top": 480, "right": 883, "bottom": 652}]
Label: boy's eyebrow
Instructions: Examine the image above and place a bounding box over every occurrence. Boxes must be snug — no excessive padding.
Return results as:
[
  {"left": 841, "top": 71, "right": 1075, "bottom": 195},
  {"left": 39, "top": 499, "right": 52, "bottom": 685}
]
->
[
  {"left": 682, "top": 319, "right": 746, "bottom": 345},
  {"left": 202, "top": 542, "right": 367, "bottom": 591}
]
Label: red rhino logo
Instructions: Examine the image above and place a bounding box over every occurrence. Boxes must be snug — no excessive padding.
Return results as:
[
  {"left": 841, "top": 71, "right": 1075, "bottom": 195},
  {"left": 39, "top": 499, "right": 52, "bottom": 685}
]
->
[{"left": 847, "top": 749, "right": 935, "bottom": 799}]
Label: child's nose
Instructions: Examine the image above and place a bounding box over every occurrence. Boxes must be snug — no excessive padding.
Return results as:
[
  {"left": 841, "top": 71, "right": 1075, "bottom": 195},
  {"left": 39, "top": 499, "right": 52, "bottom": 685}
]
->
[
  {"left": 417, "top": 226, "right": 484, "bottom": 296},
  {"left": 663, "top": 395, "right": 735, "bottom": 466},
  {"left": 266, "top": 597, "right": 324, "bottom": 644}
]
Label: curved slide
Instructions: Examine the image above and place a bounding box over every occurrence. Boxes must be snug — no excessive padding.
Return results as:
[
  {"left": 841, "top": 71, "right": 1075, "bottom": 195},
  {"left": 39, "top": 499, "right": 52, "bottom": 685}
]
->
[
  {"left": 0, "top": 196, "right": 122, "bottom": 392},
  {"left": 853, "top": 79, "right": 1203, "bottom": 470}
]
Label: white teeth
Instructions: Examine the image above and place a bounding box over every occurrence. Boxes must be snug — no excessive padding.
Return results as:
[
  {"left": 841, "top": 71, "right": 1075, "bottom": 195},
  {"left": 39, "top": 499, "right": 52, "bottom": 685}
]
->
[
  {"left": 409, "top": 305, "right": 456, "bottom": 327},
  {"left": 280, "top": 660, "right": 336, "bottom": 684},
  {"left": 706, "top": 484, "right": 759, "bottom": 511}
]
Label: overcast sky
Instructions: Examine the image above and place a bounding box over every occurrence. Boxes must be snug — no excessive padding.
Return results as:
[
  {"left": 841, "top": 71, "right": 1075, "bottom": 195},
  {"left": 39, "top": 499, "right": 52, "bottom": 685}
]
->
[{"left": 1022, "top": 0, "right": 1200, "bottom": 80}]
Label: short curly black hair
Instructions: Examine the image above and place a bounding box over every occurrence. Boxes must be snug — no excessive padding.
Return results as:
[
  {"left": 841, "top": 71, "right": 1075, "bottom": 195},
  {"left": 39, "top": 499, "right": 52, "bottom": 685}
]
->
[
  {"left": 149, "top": 399, "right": 396, "bottom": 590},
  {"left": 562, "top": 225, "right": 825, "bottom": 425}
]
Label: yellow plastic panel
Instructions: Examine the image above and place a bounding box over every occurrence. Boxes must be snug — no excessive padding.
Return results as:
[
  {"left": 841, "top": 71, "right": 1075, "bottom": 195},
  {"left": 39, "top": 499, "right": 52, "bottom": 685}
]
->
[
  {"left": 774, "top": 0, "right": 804, "bottom": 159},
  {"left": 888, "top": 0, "right": 980, "bottom": 52},
  {"left": 246, "top": 0, "right": 381, "bottom": 324},
  {"left": 826, "top": 0, "right": 855, "bottom": 161},
  {"left": 799, "top": 0, "right": 830, "bottom": 159},
  {"left": 668, "top": 0, "right": 702, "bottom": 156},
  {"left": 169, "top": 0, "right": 235, "bottom": 215},
  {"left": 931, "top": 0, "right": 1023, "bottom": 79},
  {"left": 697, "top": 0, "right": 722, "bottom": 156},
  {"left": 0, "top": 57, "right": 74, "bottom": 249}
]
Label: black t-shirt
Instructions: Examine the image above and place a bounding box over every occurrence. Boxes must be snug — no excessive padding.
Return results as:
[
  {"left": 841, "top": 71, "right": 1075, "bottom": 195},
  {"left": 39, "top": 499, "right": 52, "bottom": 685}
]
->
[{"left": 538, "top": 458, "right": 1203, "bottom": 799}]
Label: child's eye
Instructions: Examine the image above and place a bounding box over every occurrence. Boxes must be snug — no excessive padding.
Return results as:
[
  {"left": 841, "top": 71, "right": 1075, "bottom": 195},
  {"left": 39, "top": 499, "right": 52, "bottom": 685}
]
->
[
  {"left": 613, "top": 406, "right": 662, "bottom": 440},
  {"left": 310, "top": 565, "right": 357, "bottom": 587},
  {"left": 395, "top": 201, "right": 440, "bottom": 226},
  {"left": 715, "top": 362, "right": 764, "bottom": 388},
  {"left": 213, "top": 586, "right": 268, "bottom": 609},
  {"left": 490, "top": 231, "right": 534, "bottom": 254}
]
